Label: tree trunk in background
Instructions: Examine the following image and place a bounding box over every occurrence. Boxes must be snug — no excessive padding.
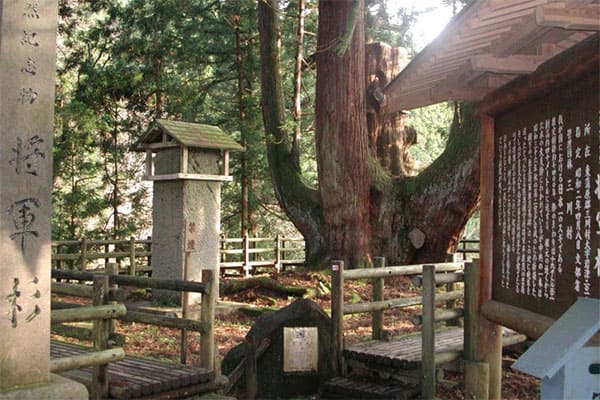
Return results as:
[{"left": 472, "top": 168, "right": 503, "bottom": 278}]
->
[
  {"left": 235, "top": 13, "right": 252, "bottom": 237},
  {"left": 257, "top": 0, "right": 327, "bottom": 266},
  {"left": 257, "top": 0, "right": 480, "bottom": 268},
  {"left": 316, "top": 0, "right": 372, "bottom": 267}
]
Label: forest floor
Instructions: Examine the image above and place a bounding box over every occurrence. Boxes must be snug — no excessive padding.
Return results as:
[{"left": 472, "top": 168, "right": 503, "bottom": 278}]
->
[{"left": 52, "top": 268, "right": 539, "bottom": 399}]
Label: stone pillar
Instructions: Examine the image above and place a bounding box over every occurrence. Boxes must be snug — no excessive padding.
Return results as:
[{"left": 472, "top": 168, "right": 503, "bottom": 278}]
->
[
  {"left": 0, "top": 1, "right": 86, "bottom": 397},
  {"left": 152, "top": 150, "right": 221, "bottom": 308}
]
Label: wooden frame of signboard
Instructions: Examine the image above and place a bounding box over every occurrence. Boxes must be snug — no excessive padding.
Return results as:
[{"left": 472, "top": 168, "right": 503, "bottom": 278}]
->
[{"left": 469, "top": 33, "right": 600, "bottom": 398}]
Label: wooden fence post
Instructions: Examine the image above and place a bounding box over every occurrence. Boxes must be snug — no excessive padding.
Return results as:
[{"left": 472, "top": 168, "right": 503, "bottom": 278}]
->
[
  {"left": 79, "top": 237, "right": 87, "bottom": 271},
  {"left": 92, "top": 274, "right": 109, "bottom": 400},
  {"left": 106, "top": 263, "right": 119, "bottom": 339},
  {"left": 200, "top": 269, "right": 216, "bottom": 371},
  {"left": 104, "top": 240, "right": 110, "bottom": 270},
  {"left": 220, "top": 234, "right": 227, "bottom": 266},
  {"left": 421, "top": 264, "right": 436, "bottom": 400},
  {"left": 331, "top": 260, "right": 344, "bottom": 376},
  {"left": 243, "top": 233, "right": 251, "bottom": 278},
  {"left": 464, "top": 260, "right": 491, "bottom": 399},
  {"left": 372, "top": 257, "right": 385, "bottom": 340},
  {"left": 128, "top": 237, "right": 136, "bottom": 276},
  {"left": 274, "top": 234, "right": 282, "bottom": 273},
  {"left": 146, "top": 236, "right": 152, "bottom": 272},
  {"left": 445, "top": 254, "right": 459, "bottom": 327}
]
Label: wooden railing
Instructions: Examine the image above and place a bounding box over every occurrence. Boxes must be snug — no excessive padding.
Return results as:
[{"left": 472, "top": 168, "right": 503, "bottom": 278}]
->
[
  {"left": 52, "top": 235, "right": 478, "bottom": 277},
  {"left": 219, "top": 234, "right": 305, "bottom": 277},
  {"left": 51, "top": 268, "right": 127, "bottom": 400},
  {"left": 52, "top": 237, "right": 152, "bottom": 274},
  {"left": 51, "top": 264, "right": 217, "bottom": 370},
  {"left": 51, "top": 235, "right": 306, "bottom": 277},
  {"left": 455, "top": 238, "right": 480, "bottom": 260},
  {"left": 330, "top": 257, "right": 465, "bottom": 399}
]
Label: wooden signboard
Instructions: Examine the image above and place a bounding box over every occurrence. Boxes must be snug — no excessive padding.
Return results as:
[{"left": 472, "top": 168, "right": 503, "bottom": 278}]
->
[{"left": 492, "top": 71, "right": 599, "bottom": 319}]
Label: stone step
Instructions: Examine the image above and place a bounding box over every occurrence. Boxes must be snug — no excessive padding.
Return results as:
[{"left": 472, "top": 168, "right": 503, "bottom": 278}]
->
[{"left": 320, "top": 376, "right": 419, "bottom": 400}]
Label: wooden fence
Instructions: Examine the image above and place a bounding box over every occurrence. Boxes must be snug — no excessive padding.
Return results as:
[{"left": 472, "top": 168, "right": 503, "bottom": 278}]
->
[
  {"left": 330, "top": 258, "right": 466, "bottom": 399},
  {"left": 51, "top": 267, "right": 127, "bottom": 400},
  {"left": 52, "top": 264, "right": 215, "bottom": 368},
  {"left": 51, "top": 235, "right": 306, "bottom": 276},
  {"left": 219, "top": 234, "right": 305, "bottom": 276},
  {"left": 51, "top": 264, "right": 219, "bottom": 398},
  {"left": 52, "top": 236, "right": 478, "bottom": 277},
  {"left": 52, "top": 237, "right": 153, "bottom": 275}
]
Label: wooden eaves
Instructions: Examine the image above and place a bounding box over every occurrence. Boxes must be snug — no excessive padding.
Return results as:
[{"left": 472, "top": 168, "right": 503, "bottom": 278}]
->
[{"left": 383, "top": 0, "right": 600, "bottom": 113}]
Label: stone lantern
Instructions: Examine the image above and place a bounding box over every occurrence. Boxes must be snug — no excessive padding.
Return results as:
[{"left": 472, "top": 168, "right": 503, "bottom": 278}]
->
[{"left": 135, "top": 119, "right": 243, "bottom": 307}]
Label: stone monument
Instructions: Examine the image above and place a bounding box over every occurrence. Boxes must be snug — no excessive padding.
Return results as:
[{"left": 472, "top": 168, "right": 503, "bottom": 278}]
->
[
  {"left": 135, "top": 119, "right": 243, "bottom": 308},
  {"left": 0, "top": 1, "right": 87, "bottom": 398}
]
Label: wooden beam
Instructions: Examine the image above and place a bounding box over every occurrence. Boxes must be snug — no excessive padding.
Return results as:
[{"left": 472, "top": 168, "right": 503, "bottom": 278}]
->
[
  {"left": 50, "top": 348, "right": 125, "bottom": 373},
  {"left": 491, "top": 14, "right": 552, "bottom": 57},
  {"left": 343, "top": 262, "right": 463, "bottom": 280},
  {"left": 471, "top": 54, "right": 546, "bottom": 74},
  {"left": 51, "top": 304, "right": 127, "bottom": 324},
  {"left": 477, "top": 33, "right": 600, "bottom": 116},
  {"left": 481, "top": 300, "right": 555, "bottom": 339},
  {"left": 143, "top": 142, "right": 179, "bottom": 150},
  {"left": 536, "top": 3, "right": 600, "bottom": 31}
]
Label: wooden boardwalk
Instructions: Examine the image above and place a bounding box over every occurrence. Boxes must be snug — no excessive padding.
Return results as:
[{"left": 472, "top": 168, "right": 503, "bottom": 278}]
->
[
  {"left": 51, "top": 341, "right": 215, "bottom": 399},
  {"left": 344, "top": 327, "right": 464, "bottom": 371}
]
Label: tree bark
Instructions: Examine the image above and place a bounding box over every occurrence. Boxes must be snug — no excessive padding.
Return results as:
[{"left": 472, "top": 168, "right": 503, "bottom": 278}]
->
[
  {"left": 257, "top": 0, "right": 326, "bottom": 266},
  {"left": 316, "top": 0, "right": 372, "bottom": 267}
]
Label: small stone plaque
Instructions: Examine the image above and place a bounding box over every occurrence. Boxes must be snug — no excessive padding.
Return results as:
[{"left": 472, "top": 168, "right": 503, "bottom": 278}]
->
[{"left": 283, "top": 327, "right": 318, "bottom": 373}]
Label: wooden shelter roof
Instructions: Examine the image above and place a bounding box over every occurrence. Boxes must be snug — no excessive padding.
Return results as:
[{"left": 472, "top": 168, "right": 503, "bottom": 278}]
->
[
  {"left": 136, "top": 119, "right": 244, "bottom": 151},
  {"left": 383, "top": 0, "right": 600, "bottom": 112}
]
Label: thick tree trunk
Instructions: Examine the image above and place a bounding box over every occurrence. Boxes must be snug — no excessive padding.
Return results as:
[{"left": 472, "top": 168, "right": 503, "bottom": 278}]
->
[
  {"left": 402, "top": 103, "right": 480, "bottom": 263},
  {"left": 257, "top": 1, "right": 480, "bottom": 269},
  {"left": 365, "top": 43, "right": 480, "bottom": 264},
  {"left": 316, "top": 0, "right": 372, "bottom": 267},
  {"left": 257, "top": 0, "right": 326, "bottom": 266}
]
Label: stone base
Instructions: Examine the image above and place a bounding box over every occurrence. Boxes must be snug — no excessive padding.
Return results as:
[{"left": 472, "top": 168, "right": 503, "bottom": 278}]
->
[{"left": 0, "top": 374, "right": 88, "bottom": 400}]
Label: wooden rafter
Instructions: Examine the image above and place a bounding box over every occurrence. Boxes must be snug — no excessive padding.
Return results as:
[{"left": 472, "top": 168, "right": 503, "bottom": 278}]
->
[
  {"left": 384, "top": 0, "right": 598, "bottom": 112},
  {"left": 536, "top": 3, "right": 600, "bottom": 31},
  {"left": 471, "top": 54, "right": 548, "bottom": 74}
]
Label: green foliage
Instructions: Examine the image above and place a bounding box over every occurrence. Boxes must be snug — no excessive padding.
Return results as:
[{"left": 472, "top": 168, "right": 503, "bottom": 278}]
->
[{"left": 407, "top": 102, "right": 454, "bottom": 167}]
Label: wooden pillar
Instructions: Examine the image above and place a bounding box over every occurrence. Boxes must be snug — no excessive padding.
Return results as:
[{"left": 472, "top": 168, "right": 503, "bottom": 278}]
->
[
  {"left": 421, "top": 264, "right": 436, "bottom": 400},
  {"left": 92, "top": 275, "right": 109, "bottom": 400},
  {"left": 472, "top": 113, "right": 502, "bottom": 399},
  {"left": 331, "top": 260, "right": 344, "bottom": 376},
  {"left": 200, "top": 269, "right": 216, "bottom": 371},
  {"left": 371, "top": 257, "right": 385, "bottom": 340},
  {"left": 464, "top": 260, "right": 490, "bottom": 399}
]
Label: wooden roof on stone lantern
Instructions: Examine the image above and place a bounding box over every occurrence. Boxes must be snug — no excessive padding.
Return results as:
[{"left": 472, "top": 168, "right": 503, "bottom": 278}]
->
[
  {"left": 383, "top": 0, "right": 600, "bottom": 112},
  {"left": 135, "top": 119, "right": 244, "bottom": 152}
]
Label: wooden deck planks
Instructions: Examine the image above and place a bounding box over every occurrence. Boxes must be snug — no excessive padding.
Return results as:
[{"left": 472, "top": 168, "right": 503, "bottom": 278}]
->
[
  {"left": 51, "top": 341, "right": 214, "bottom": 399},
  {"left": 344, "top": 327, "right": 464, "bottom": 370}
]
